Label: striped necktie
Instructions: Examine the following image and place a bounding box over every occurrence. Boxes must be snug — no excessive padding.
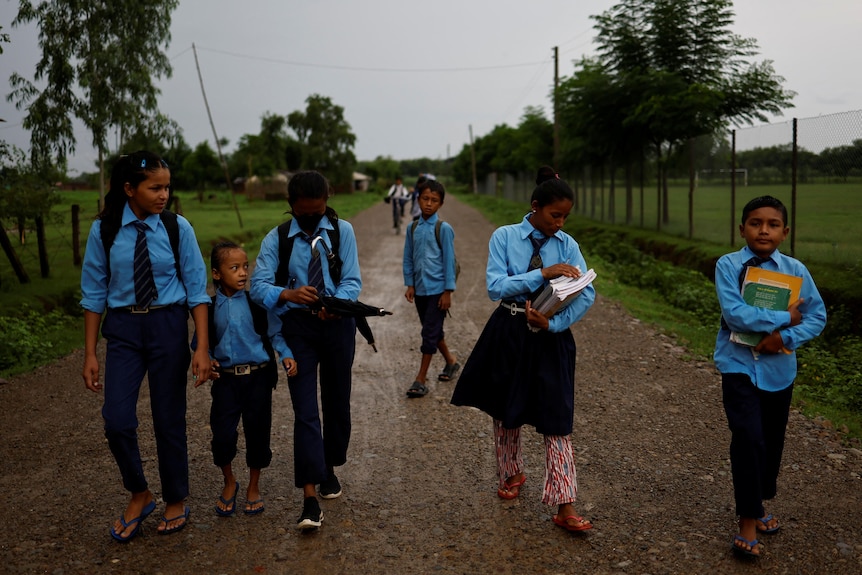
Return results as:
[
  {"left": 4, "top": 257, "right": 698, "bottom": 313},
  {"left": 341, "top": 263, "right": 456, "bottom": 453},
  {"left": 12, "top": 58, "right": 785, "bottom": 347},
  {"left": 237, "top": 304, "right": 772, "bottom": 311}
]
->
[
  {"left": 528, "top": 235, "right": 549, "bottom": 271},
  {"left": 133, "top": 221, "right": 157, "bottom": 308},
  {"left": 738, "top": 255, "right": 772, "bottom": 289},
  {"left": 305, "top": 235, "right": 325, "bottom": 295}
]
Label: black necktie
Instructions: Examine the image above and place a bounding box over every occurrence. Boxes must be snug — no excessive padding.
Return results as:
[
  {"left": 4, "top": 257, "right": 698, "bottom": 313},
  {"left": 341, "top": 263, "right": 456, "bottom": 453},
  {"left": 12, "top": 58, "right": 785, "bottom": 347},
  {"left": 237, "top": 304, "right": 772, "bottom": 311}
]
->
[
  {"left": 738, "top": 256, "right": 772, "bottom": 289},
  {"left": 528, "top": 235, "right": 549, "bottom": 272},
  {"left": 133, "top": 221, "right": 157, "bottom": 308},
  {"left": 528, "top": 235, "right": 550, "bottom": 301},
  {"left": 305, "top": 235, "right": 325, "bottom": 295}
]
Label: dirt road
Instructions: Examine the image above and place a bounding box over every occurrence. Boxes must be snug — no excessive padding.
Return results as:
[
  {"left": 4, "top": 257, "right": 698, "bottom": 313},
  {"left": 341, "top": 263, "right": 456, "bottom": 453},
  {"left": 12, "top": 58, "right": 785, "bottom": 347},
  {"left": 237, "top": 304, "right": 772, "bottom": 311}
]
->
[{"left": 1, "top": 195, "right": 860, "bottom": 575}]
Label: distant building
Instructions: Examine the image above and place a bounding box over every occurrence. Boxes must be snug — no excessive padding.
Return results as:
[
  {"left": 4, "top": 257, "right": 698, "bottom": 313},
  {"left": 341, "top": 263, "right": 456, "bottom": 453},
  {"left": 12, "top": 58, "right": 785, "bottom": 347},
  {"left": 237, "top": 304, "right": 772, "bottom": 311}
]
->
[{"left": 353, "top": 172, "right": 371, "bottom": 192}]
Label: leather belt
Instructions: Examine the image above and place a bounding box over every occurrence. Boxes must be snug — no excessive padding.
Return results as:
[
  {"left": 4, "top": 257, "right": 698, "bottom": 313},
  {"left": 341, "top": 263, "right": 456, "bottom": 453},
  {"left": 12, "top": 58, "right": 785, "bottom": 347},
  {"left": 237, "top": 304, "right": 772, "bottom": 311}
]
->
[
  {"left": 112, "top": 304, "right": 174, "bottom": 314},
  {"left": 216, "top": 362, "right": 269, "bottom": 376}
]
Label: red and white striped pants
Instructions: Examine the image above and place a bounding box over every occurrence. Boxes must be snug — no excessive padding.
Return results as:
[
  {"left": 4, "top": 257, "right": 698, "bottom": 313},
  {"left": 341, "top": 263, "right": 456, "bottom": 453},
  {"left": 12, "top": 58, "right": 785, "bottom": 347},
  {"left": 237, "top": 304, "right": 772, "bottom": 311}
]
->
[{"left": 494, "top": 419, "right": 578, "bottom": 506}]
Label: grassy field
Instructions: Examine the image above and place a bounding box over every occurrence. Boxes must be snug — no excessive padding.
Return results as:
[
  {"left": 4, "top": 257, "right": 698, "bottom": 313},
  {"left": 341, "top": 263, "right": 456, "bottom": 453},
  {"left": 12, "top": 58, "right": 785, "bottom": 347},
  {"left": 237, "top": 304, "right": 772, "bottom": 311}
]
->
[{"left": 570, "top": 181, "right": 862, "bottom": 266}]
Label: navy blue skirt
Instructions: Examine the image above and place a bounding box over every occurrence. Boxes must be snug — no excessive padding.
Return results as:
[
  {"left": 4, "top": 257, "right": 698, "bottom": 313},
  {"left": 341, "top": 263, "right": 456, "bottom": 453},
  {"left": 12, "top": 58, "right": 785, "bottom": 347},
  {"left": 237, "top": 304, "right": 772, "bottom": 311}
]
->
[{"left": 450, "top": 304, "right": 577, "bottom": 436}]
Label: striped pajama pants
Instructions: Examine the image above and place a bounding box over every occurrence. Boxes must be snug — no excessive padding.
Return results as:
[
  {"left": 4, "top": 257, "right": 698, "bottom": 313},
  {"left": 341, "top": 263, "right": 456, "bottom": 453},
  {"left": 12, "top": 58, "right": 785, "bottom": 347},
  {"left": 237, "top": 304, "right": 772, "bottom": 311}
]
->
[{"left": 493, "top": 419, "right": 578, "bottom": 506}]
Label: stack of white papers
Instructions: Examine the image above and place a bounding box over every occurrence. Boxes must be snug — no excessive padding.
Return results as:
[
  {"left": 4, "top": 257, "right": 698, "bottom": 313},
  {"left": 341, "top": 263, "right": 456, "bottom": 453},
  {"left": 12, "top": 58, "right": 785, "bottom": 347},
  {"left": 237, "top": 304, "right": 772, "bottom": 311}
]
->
[{"left": 531, "top": 268, "right": 597, "bottom": 316}]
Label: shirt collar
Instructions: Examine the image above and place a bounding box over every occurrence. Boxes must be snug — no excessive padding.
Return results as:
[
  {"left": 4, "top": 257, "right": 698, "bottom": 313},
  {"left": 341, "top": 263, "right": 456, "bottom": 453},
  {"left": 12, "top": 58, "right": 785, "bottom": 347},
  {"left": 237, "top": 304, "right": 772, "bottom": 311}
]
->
[
  {"left": 417, "top": 213, "right": 439, "bottom": 226},
  {"left": 519, "top": 213, "right": 558, "bottom": 242},
  {"left": 122, "top": 203, "right": 161, "bottom": 229}
]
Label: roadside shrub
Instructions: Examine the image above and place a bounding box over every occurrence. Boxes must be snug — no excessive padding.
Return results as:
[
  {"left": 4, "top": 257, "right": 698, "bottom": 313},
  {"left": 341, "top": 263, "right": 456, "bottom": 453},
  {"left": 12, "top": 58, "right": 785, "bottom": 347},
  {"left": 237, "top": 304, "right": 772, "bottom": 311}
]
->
[{"left": 0, "top": 307, "right": 72, "bottom": 373}]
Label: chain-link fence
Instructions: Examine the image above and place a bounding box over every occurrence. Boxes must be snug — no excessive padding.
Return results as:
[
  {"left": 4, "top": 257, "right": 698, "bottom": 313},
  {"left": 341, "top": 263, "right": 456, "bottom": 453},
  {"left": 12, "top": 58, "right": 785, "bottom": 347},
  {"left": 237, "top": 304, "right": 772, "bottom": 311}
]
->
[{"left": 474, "top": 110, "right": 862, "bottom": 267}]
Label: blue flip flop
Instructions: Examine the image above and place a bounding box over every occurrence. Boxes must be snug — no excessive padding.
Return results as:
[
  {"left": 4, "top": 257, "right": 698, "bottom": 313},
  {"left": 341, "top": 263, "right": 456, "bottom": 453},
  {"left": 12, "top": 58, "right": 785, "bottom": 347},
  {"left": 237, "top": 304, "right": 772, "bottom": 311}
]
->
[
  {"left": 731, "top": 534, "right": 761, "bottom": 557},
  {"left": 244, "top": 499, "right": 266, "bottom": 515},
  {"left": 158, "top": 505, "right": 191, "bottom": 535},
  {"left": 756, "top": 514, "right": 780, "bottom": 534},
  {"left": 215, "top": 482, "right": 240, "bottom": 517},
  {"left": 110, "top": 500, "right": 156, "bottom": 543}
]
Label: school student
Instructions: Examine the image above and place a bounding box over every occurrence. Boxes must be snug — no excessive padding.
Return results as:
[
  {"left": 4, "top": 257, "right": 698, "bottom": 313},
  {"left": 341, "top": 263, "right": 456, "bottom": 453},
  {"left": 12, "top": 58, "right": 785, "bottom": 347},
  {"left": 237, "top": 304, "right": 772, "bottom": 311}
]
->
[
  {"left": 714, "top": 195, "right": 826, "bottom": 558},
  {"left": 451, "top": 174, "right": 596, "bottom": 533},
  {"left": 250, "top": 170, "right": 362, "bottom": 531},
  {"left": 205, "top": 242, "right": 297, "bottom": 517},
  {"left": 402, "top": 180, "right": 459, "bottom": 398},
  {"left": 80, "top": 151, "right": 211, "bottom": 541}
]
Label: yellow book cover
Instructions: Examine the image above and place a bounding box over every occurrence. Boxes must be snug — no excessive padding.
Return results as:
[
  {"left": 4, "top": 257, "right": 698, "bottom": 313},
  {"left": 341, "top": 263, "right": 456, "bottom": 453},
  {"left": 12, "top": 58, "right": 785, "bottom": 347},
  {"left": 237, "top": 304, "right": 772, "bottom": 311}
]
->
[{"left": 730, "top": 267, "right": 803, "bottom": 353}]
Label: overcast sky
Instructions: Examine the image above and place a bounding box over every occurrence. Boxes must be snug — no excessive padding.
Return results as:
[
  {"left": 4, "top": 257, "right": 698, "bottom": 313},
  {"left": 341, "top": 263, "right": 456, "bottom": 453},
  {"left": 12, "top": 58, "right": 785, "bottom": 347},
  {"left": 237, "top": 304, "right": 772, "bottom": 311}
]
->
[{"left": 1, "top": 0, "right": 860, "bottom": 175}]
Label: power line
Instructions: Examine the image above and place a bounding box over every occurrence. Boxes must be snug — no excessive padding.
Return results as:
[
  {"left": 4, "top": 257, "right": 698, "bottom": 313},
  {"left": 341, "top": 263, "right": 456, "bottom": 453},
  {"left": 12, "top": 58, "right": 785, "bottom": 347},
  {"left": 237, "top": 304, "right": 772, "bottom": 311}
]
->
[{"left": 173, "top": 44, "right": 550, "bottom": 73}]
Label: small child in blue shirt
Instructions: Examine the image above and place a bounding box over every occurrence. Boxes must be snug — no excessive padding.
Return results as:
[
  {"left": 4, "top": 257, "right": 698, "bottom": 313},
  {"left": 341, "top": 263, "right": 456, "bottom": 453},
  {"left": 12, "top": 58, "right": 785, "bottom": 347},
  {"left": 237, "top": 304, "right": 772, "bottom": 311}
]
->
[
  {"left": 202, "top": 241, "right": 297, "bottom": 517},
  {"left": 714, "top": 196, "right": 826, "bottom": 558},
  {"left": 402, "top": 180, "right": 459, "bottom": 398}
]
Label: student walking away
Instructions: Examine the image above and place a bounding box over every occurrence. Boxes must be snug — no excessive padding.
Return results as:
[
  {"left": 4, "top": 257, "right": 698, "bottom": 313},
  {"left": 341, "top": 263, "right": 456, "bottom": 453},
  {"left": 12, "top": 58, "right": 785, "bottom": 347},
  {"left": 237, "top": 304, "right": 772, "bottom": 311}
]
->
[
  {"left": 250, "top": 170, "right": 362, "bottom": 531},
  {"left": 203, "top": 242, "right": 298, "bottom": 518},
  {"left": 402, "top": 180, "right": 459, "bottom": 398},
  {"left": 451, "top": 172, "right": 596, "bottom": 533},
  {"left": 387, "top": 176, "right": 411, "bottom": 232},
  {"left": 714, "top": 196, "right": 826, "bottom": 558},
  {"left": 80, "top": 151, "right": 211, "bottom": 541}
]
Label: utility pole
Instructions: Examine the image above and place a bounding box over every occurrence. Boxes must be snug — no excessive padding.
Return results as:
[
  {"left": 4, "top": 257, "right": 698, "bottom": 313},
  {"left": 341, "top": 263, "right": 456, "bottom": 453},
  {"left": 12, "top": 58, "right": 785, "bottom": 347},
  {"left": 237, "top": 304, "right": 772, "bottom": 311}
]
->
[
  {"left": 193, "top": 43, "right": 243, "bottom": 228},
  {"left": 469, "top": 125, "right": 478, "bottom": 194},
  {"left": 553, "top": 46, "right": 560, "bottom": 171}
]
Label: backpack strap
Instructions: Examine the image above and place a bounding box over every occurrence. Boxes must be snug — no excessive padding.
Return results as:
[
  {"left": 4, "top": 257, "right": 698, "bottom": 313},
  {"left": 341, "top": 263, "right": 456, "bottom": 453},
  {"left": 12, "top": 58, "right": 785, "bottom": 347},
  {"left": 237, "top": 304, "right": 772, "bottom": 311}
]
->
[
  {"left": 275, "top": 217, "right": 342, "bottom": 287},
  {"left": 101, "top": 210, "right": 182, "bottom": 282},
  {"left": 207, "top": 292, "right": 275, "bottom": 364}
]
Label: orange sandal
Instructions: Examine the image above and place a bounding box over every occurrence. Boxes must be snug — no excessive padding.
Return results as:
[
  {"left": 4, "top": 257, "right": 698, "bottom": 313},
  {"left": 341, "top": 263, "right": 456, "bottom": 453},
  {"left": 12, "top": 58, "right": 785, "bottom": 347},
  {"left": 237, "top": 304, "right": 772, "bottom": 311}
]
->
[
  {"left": 497, "top": 475, "right": 527, "bottom": 500},
  {"left": 552, "top": 514, "right": 593, "bottom": 532}
]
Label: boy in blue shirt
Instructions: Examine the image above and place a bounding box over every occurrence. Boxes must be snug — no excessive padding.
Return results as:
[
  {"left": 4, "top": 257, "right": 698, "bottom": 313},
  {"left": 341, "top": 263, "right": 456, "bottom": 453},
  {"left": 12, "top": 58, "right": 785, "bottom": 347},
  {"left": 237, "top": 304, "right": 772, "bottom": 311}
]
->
[
  {"left": 203, "top": 242, "right": 297, "bottom": 518},
  {"left": 402, "top": 180, "right": 459, "bottom": 398},
  {"left": 714, "top": 196, "right": 826, "bottom": 558}
]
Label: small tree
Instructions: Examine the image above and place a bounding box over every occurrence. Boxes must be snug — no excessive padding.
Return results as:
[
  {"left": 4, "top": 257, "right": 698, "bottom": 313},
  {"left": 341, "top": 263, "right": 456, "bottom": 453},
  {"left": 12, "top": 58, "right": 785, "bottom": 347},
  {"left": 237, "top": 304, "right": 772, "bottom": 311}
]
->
[
  {"left": 8, "top": 0, "right": 180, "bottom": 204},
  {"left": 287, "top": 94, "right": 357, "bottom": 189}
]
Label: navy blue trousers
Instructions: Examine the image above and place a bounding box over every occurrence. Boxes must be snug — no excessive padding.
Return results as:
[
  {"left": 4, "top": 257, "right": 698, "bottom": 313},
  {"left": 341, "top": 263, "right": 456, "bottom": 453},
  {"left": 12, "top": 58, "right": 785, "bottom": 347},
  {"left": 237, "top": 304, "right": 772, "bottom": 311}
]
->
[
  {"left": 413, "top": 293, "right": 446, "bottom": 355},
  {"left": 721, "top": 372, "right": 793, "bottom": 518},
  {"left": 209, "top": 368, "right": 273, "bottom": 470},
  {"left": 101, "top": 306, "right": 190, "bottom": 503},
  {"left": 281, "top": 310, "right": 355, "bottom": 487}
]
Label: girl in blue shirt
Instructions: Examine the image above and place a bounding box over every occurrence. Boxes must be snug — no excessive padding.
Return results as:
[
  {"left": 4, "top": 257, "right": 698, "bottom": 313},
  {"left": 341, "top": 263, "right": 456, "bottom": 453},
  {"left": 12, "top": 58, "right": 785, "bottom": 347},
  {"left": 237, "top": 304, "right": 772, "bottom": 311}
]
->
[
  {"left": 250, "top": 170, "right": 362, "bottom": 531},
  {"left": 205, "top": 242, "right": 297, "bottom": 517},
  {"left": 451, "top": 174, "right": 596, "bottom": 533},
  {"left": 714, "top": 196, "right": 826, "bottom": 557},
  {"left": 80, "top": 151, "right": 211, "bottom": 541}
]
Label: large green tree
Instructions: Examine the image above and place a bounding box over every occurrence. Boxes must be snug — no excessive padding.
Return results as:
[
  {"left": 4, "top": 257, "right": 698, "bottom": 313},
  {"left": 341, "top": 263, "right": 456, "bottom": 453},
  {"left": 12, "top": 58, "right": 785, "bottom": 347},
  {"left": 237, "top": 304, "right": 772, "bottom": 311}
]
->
[
  {"left": 8, "top": 0, "right": 179, "bottom": 203},
  {"left": 287, "top": 94, "right": 357, "bottom": 188},
  {"left": 585, "top": 0, "right": 794, "bottom": 226}
]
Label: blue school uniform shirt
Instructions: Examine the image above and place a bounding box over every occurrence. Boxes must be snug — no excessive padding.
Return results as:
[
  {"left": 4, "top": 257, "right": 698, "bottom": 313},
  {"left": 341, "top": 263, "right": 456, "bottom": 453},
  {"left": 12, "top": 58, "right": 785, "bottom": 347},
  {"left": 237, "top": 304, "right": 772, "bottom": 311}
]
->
[
  {"left": 250, "top": 217, "right": 362, "bottom": 312},
  {"left": 80, "top": 204, "right": 209, "bottom": 313},
  {"left": 487, "top": 214, "right": 595, "bottom": 333},
  {"left": 212, "top": 289, "right": 292, "bottom": 367},
  {"left": 402, "top": 213, "right": 456, "bottom": 295},
  {"left": 714, "top": 246, "right": 827, "bottom": 392}
]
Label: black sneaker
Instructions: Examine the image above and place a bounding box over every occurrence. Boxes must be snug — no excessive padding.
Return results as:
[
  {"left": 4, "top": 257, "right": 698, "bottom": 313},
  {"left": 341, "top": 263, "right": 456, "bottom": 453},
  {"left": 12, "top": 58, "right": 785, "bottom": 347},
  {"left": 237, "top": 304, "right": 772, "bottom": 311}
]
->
[
  {"left": 296, "top": 496, "right": 323, "bottom": 530},
  {"left": 319, "top": 473, "right": 342, "bottom": 499}
]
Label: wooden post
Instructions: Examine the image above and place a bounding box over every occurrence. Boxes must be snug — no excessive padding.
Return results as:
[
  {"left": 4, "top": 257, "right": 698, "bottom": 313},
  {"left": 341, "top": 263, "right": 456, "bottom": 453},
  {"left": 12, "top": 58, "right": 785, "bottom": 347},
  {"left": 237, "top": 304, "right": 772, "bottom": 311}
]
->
[
  {"left": 72, "top": 205, "right": 82, "bottom": 266},
  {"left": 36, "top": 215, "right": 49, "bottom": 278}
]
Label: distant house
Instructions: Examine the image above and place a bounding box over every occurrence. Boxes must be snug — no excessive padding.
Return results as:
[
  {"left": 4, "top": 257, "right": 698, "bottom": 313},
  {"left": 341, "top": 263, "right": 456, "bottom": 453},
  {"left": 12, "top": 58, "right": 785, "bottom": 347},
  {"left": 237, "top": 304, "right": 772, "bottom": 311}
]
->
[
  {"left": 353, "top": 172, "right": 371, "bottom": 192},
  {"left": 245, "top": 173, "right": 290, "bottom": 201}
]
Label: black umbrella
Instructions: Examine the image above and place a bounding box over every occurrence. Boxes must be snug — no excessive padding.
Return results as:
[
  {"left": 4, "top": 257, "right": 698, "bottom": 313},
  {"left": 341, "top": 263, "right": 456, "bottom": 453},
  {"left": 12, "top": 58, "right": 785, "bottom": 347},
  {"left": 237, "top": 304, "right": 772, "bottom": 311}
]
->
[{"left": 311, "top": 296, "right": 393, "bottom": 352}]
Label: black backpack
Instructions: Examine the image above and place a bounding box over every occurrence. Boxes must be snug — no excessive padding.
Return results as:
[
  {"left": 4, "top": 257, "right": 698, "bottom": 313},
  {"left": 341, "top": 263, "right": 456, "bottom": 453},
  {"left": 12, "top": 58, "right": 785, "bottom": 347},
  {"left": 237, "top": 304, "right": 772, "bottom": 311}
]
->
[
  {"left": 101, "top": 210, "right": 182, "bottom": 282},
  {"left": 410, "top": 219, "right": 460, "bottom": 281},
  {"left": 274, "top": 217, "right": 342, "bottom": 287}
]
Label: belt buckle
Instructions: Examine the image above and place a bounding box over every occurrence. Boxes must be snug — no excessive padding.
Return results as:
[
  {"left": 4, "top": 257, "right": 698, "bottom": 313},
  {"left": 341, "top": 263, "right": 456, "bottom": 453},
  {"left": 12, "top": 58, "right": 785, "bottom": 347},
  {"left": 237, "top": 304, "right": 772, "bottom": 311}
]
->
[
  {"left": 130, "top": 305, "right": 149, "bottom": 314},
  {"left": 509, "top": 303, "right": 517, "bottom": 316},
  {"left": 234, "top": 364, "right": 251, "bottom": 375}
]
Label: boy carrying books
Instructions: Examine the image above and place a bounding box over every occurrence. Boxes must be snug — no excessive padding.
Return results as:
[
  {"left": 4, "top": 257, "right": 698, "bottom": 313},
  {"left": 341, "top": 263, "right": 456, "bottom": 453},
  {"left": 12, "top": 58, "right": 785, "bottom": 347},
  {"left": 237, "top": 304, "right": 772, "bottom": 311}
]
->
[{"left": 714, "top": 195, "right": 827, "bottom": 558}]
